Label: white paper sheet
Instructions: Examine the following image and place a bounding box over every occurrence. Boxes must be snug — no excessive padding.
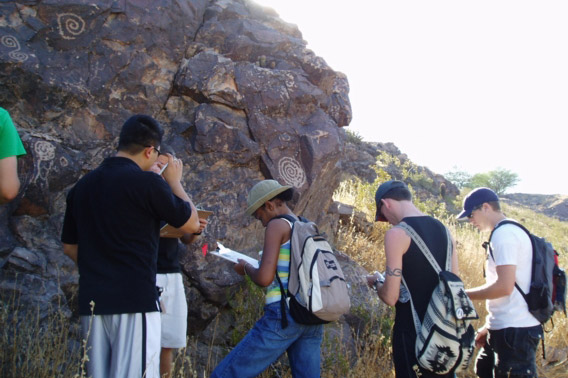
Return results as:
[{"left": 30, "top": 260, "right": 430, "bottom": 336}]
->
[{"left": 209, "top": 242, "right": 259, "bottom": 268}]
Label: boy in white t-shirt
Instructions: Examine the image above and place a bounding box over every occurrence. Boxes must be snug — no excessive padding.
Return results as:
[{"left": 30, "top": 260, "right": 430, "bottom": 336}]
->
[{"left": 457, "top": 187, "right": 543, "bottom": 378}]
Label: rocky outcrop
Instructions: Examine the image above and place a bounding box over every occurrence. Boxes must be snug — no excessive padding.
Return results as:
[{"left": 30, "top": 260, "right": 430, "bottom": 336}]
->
[
  {"left": 1, "top": 0, "right": 358, "bottom": 361},
  {"left": 340, "top": 139, "right": 460, "bottom": 208}
]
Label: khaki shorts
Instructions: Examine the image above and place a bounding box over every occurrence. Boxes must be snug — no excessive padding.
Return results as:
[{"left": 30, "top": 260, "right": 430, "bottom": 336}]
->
[{"left": 156, "top": 272, "right": 188, "bottom": 348}]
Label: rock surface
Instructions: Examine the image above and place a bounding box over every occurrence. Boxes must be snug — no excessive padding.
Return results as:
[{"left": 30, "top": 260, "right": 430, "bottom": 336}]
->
[
  {"left": 4, "top": 1, "right": 563, "bottom": 375},
  {"left": 0, "top": 0, "right": 360, "bottom": 364}
]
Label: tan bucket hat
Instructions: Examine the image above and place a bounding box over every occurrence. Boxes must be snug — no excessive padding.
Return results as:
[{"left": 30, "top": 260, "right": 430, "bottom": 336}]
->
[{"left": 245, "top": 180, "right": 292, "bottom": 216}]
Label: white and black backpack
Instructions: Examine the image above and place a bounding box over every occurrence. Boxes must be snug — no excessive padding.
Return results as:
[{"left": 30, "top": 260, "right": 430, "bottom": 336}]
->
[
  {"left": 397, "top": 222, "right": 478, "bottom": 375},
  {"left": 274, "top": 215, "right": 350, "bottom": 328}
]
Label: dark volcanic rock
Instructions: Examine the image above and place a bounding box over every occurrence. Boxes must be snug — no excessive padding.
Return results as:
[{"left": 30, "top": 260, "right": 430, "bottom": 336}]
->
[{"left": 0, "top": 0, "right": 353, "bottom": 361}]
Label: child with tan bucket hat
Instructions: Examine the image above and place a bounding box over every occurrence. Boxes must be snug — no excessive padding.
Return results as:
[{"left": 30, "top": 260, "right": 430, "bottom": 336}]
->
[{"left": 210, "top": 179, "right": 323, "bottom": 378}]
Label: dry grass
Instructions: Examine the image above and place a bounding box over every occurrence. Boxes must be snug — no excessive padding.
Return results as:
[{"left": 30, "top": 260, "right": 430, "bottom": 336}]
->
[
  {"left": 333, "top": 182, "right": 568, "bottom": 378},
  {"left": 1, "top": 187, "right": 566, "bottom": 377},
  {"left": 0, "top": 292, "right": 82, "bottom": 378}
]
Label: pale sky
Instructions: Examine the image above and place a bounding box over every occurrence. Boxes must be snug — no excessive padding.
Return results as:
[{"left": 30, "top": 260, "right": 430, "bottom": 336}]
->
[{"left": 255, "top": 0, "right": 568, "bottom": 195}]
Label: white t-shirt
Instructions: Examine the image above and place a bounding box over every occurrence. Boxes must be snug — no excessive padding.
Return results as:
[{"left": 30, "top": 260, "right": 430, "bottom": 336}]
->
[{"left": 485, "top": 220, "right": 541, "bottom": 330}]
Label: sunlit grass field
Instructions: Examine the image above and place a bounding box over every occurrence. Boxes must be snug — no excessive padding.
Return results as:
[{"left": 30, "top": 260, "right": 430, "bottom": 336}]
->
[{"left": 1, "top": 178, "right": 566, "bottom": 377}]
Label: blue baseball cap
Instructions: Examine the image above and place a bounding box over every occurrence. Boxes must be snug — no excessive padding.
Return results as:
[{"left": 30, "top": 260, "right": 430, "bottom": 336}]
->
[
  {"left": 457, "top": 187, "right": 499, "bottom": 219},
  {"left": 375, "top": 180, "right": 407, "bottom": 221}
]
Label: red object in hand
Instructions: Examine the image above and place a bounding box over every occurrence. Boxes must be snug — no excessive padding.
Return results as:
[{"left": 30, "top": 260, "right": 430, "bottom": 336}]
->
[{"left": 202, "top": 243, "right": 208, "bottom": 256}]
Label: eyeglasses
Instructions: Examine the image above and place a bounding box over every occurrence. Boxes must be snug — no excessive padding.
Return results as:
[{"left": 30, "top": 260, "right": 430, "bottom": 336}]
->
[
  {"left": 146, "top": 145, "right": 161, "bottom": 156},
  {"left": 467, "top": 204, "right": 483, "bottom": 219}
]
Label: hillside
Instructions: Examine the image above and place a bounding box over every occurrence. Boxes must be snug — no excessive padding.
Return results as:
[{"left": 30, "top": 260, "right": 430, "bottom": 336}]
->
[
  {"left": 340, "top": 136, "right": 568, "bottom": 223},
  {"left": 502, "top": 193, "right": 568, "bottom": 222}
]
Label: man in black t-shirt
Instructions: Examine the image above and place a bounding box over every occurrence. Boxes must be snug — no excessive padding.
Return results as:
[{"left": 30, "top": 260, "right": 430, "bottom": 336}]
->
[
  {"left": 366, "top": 180, "right": 458, "bottom": 378},
  {"left": 61, "top": 114, "right": 200, "bottom": 378}
]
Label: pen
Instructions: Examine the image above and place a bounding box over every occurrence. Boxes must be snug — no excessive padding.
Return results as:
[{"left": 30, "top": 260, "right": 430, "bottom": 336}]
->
[{"left": 158, "top": 162, "right": 168, "bottom": 175}]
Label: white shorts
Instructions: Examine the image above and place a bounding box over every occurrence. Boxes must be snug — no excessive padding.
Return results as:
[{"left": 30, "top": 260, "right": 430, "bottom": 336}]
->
[
  {"left": 156, "top": 272, "right": 188, "bottom": 348},
  {"left": 80, "top": 312, "right": 161, "bottom": 378}
]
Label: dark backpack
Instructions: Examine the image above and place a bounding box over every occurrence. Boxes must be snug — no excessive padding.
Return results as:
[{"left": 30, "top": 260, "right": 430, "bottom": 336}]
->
[
  {"left": 487, "top": 220, "right": 566, "bottom": 324},
  {"left": 273, "top": 215, "right": 350, "bottom": 328}
]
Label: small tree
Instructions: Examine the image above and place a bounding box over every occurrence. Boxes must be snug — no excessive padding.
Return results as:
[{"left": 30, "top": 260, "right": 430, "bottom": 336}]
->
[
  {"left": 444, "top": 168, "right": 472, "bottom": 190},
  {"left": 470, "top": 172, "right": 491, "bottom": 189},
  {"left": 469, "top": 168, "right": 519, "bottom": 195},
  {"left": 487, "top": 168, "right": 520, "bottom": 195}
]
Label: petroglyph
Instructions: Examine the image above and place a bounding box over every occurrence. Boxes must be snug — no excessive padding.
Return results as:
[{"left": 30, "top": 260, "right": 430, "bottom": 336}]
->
[
  {"left": 33, "top": 141, "right": 56, "bottom": 183},
  {"left": 57, "top": 13, "right": 86, "bottom": 40},
  {"left": 278, "top": 157, "right": 306, "bottom": 188},
  {"left": 1, "top": 35, "right": 28, "bottom": 62},
  {"left": 279, "top": 133, "right": 292, "bottom": 142},
  {"left": 311, "top": 130, "right": 329, "bottom": 144}
]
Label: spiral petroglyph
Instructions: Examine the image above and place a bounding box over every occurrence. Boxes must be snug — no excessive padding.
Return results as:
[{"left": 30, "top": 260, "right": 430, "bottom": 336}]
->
[
  {"left": 278, "top": 157, "right": 306, "bottom": 188},
  {"left": 1, "top": 35, "right": 28, "bottom": 62},
  {"left": 1, "top": 35, "right": 18, "bottom": 49},
  {"left": 57, "top": 13, "right": 86, "bottom": 40}
]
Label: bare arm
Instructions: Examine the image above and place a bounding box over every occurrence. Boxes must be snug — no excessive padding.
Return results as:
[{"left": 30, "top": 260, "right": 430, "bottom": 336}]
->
[
  {"left": 377, "top": 227, "right": 410, "bottom": 306},
  {"left": 451, "top": 234, "right": 459, "bottom": 275},
  {"left": 63, "top": 243, "right": 78, "bottom": 265},
  {"left": 0, "top": 156, "right": 20, "bottom": 204},
  {"left": 466, "top": 264, "right": 516, "bottom": 300},
  {"left": 179, "top": 218, "right": 208, "bottom": 244},
  {"left": 235, "top": 219, "right": 289, "bottom": 287},
  {"left": 161, "top": 154, "right": 200, "bottom": 234}
]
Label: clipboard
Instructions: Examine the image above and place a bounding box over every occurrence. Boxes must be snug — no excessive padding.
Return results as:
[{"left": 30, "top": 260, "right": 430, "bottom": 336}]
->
[
  {"left": 159, "top": 208, "right": 213, "bottom": 238},
  {"left": 197, "top": 209, "right": 213, "bottom": 219},
  {"left": 209, "top": 243, "right": 259, "bottom": 268}
]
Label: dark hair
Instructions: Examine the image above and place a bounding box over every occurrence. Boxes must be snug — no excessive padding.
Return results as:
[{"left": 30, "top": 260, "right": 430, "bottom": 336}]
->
[
  {"left": 486, "top": 201, "right": 501, "bottom": 211},
  {"left": 160, "top": 143, "right": 175, "bottom": 156},
  {"left": 117, "top": 114, "right": 164, "bottom": 154},
  {"left": 272, "top": 188, "right": 294, "bottom": 202},
  {"left": 382, "top": 186, "right": 412, "bottom": 201}
]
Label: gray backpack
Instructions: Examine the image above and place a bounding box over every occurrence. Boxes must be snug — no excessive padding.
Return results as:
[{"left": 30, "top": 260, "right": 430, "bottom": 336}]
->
[
  {"left": 398, "top": 222, "right": 478, "bottom": 375},
  {"left": 275, "top": 215, "right": 350, "bottom": 327}
]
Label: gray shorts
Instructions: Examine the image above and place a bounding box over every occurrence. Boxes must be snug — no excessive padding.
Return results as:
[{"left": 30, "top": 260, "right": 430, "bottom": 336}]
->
[{"left": 80, "top": 312, "right": 161, "bottom": 378}]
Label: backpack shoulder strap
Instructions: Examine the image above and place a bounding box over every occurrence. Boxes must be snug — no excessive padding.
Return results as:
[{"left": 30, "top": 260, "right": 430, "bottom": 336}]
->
[
  {"left": 486, "top": 219, "right": 535, "bottom": 301},
  {"left": 489, "top": 219, "right": 530, "bottom": 243},
  {"left": 396, "top": 221, "right": 453, "bottom": 333},
  {"left": 271, "top": 214, "right": 297, "bottom": 226},
  {"left": 396, "top": 221, "right": 451, "bottom": 273},
  {"left": 271, "top": 213, "right": 299, "bottom": 329}
]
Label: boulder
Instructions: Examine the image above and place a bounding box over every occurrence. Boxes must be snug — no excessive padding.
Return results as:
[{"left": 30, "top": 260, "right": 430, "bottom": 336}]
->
[{"left": 0, "top": 0, "right": 352, "bottom": 360}]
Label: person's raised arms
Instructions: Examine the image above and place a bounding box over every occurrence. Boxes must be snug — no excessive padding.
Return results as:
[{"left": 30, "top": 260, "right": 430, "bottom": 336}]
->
[{"left": 160, "top": 153, "right": 199, "bottom": 234}]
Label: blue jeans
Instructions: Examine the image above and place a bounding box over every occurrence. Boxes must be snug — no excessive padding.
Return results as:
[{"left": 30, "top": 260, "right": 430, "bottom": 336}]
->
[
  {"left": 475, "top": 325, "right": 543, "bottom": 378},
  {"left": 210, "top": 301, "right": 323, "bottom": 378}
]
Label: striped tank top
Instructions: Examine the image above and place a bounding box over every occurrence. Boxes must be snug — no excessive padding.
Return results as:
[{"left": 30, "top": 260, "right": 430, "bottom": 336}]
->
[{"left": 265, "top": 218, "right": 292, "bottom": 305}]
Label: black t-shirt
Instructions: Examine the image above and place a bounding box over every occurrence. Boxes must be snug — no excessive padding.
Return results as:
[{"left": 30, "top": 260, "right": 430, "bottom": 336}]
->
[
  {"left": 157, "top": 223, "right": 183, "bottom": 273},
  {"left": 395, "top": 216, "right": 449, "bottom": 331},
  {"left": 61, "top": 157, "right": 192, "bottom": 315}
]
